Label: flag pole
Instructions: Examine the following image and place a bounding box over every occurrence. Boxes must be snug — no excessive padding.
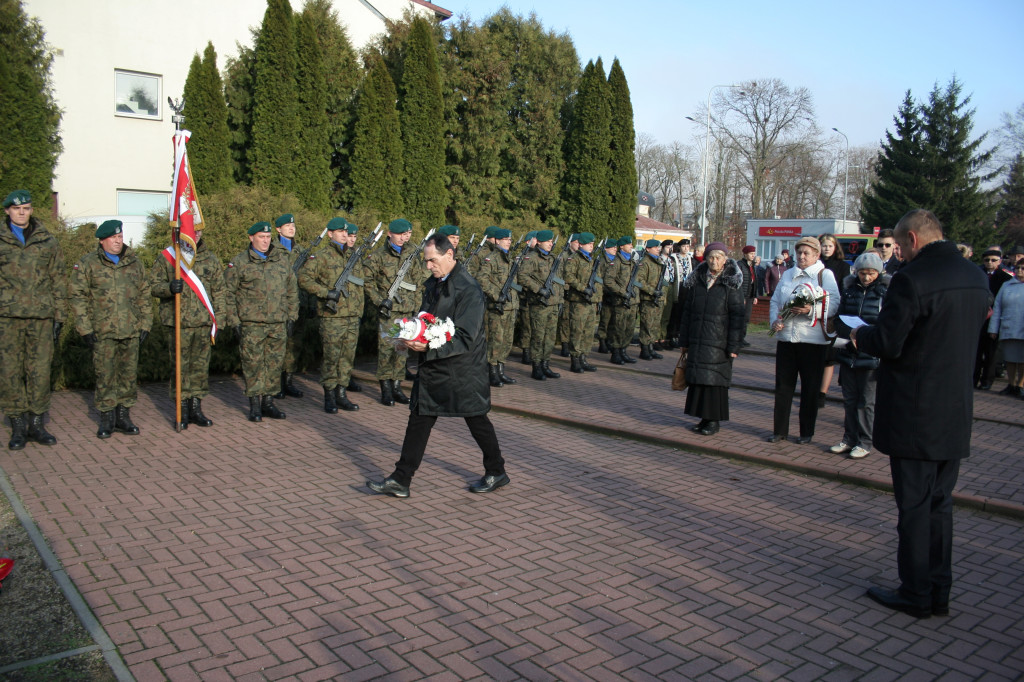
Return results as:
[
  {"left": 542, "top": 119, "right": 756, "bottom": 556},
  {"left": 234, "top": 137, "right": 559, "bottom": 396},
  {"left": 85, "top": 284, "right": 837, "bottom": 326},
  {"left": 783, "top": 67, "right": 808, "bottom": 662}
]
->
[{"left": 169, "top": 97, "right": 185, "bottom": 432}]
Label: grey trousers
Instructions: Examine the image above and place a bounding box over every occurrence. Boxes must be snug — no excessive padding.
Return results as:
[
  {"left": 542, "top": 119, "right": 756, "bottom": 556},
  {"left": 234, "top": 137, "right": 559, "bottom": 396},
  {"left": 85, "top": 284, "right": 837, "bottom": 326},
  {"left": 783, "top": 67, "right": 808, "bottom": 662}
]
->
[{"left": 839, "top": 364, "right": 877, "bottom": 448}]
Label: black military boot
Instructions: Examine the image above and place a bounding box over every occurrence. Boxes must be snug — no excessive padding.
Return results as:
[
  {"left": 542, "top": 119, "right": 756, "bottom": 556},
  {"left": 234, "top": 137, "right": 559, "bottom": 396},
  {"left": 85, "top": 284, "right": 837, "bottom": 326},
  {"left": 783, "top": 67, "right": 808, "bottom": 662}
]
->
[
  {"left": 581, "top": 355, "right": 598, "bottom": 372},
  {"left": 393, "top": 380, "right": 410, "bottom": 404},
  {"left": 335, "top": 386, "right": 359, "bottom": 411},
  {"left": 261, "top": 395, "right": 286, "bottom": 419},
  {"left": 114, "top": 405, "right": 140, "bottom": 435},
  {"left": 639, "top": 344, "right": 653, "bottom": 360},
  {"left": 621, "top": 347, "right": 637, "bottom": 364},
  {"left": 282, "top": 372, "right": 303, "bottom": 398},
  {"left": 570, "top": 356, "right": 585, "bottom": 373},
  {"left": 498, "top": 362, "right": 517, "bottom": 384},
  {"left": 405, "top": 366, "right": 416, "bottom": 381},
  {"left": 26, "top": 413, "right": 57, "bottom": 445},
  {"left": 324, "top": 386, "right": 338, "bottom": 414},
  {"left": 248, "top": 396, "right": 263, "bottom": 422},
  {"left": 97, "top": 411, "right": 115, "bottom": 439},
  {"left": 189, "top": 398, "right": 213, "bottom": 426},
  {"left": 347, "top": 378, "right": 362, "bottom": 392},
  {"left": 649, "top": 344, "right": 664, "bottom": 359},
  {"left": 8, "top": 414, "right": 27, "bottom": 450},
  {"left": 560, "top": 342, "right": 570, "bottom": 357},
  {"left": 531, "top": 363, "right": 546, "bottom": 380},
  {"left": 542, "top": 360, "right": 561, "bottom": 379},
  {"left": 598, "top": 338, "right": 609, "bottom": 354},
  {"left": 610, "top": 348, "right": 625, "bottom": 365},
  {"left": 379, "top": 380, "right": 394, "bottom": 406},
  {"left": 177, "top": 399, "right": 190, "bottom": 430},
  {"left": 489, "top": 365, "right": 504, "bottom": 387},
  {"left": 521, "top": 348, "right": 532, "bottom": 365}
]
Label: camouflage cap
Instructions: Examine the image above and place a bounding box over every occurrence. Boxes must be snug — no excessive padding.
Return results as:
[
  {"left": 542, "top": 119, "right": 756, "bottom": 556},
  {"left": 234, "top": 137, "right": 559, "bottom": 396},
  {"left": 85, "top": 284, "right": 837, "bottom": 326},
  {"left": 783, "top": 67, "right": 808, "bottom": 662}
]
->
[
  {"left": 95, "top": 219, "right": 123, "bottom": 239},
  {"left": 3, "top": 189, "right": 31, "bottom": 208},
  {"left": 535, "top": 229, "right": 554, "bottom": 242},
  {"left": 274, "top": 213, "right": 294, "bottom": 228},
  {"left": 326, "top": 217, "right": 348, "bottom": 232},
  {"left": 438, "top": 224, "right": 460, "bottom": 237},
  {"left": 492, "top": 227, "right": 512, "bottom": 239},
  {"left": 389, "top": 218, "right": 412, "bottom": 234},
  {"left": 248, "top": 221, "right": 272, "bottom": 235},
  {"left": 577, "top": 232, "right": 595, "bottom": 245}
]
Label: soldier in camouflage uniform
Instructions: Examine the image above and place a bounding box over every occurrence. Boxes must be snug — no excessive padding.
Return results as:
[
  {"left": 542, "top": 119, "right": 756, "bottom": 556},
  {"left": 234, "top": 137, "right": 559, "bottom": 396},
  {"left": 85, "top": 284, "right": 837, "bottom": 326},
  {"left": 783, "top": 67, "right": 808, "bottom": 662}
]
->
[
  {"left": 637, "top": 239, "right": 668, "bottom": 360},
  {"left": 272, "top": 213, "right": 307, "bottom": 399},
  {"left": 562, "top": 232, "right": 602, "bottom": 373},
  {"left": 518, "top": 229, "right": 565, "bottom": 380},
  {"left": 299, "top": 217, "right": 364, "bottom": 414},
  {"left": 70, "top": 220, "right": 151, "bottom": 438},
  {"left": 596, "top": 239, "right": 619, "bottom": 354},
  {"left": 557, "top": 233, "right": 580, "bottom": 357},
  {"left": 364, "top": 218, "right": 426, "bottom": 406},
  {"left": 463, "top": 225, "right": 494, "bottom": 276},
  {"left": 475, "top": 227, "right": 519, "bottom": 387},
  {"left": 609, "top": 236, "right": 640, "bottom": 365},
  {"left": 1, "top": 190, "right": 68, "bottom": 450},
  {"left": 516, "top": 231, "right": 538, "bottom": 364},
  {"left": 150, "top": 229, "right": 227, "bottom": 429},
  {"left": 225, "top": 221, "right": 299, "bottom": 422},
  {"left": 438, "top": 224, "right": 460, "bottom": 257}
]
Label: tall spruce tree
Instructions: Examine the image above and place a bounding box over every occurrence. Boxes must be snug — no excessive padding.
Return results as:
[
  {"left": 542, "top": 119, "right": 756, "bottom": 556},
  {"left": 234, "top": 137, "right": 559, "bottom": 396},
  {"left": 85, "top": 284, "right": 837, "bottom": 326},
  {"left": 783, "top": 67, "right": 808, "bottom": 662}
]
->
[
  {"left": 399, "top": 17, "right": 448, "bottom": 227},
  {"left": 607, "top": 58, "right": 638, "bottom": 235},
  {"left": 861, "top": 93, "right": 925, "bottom": 232},
  {"left": 250, "top": 0, "right": 300, "bottom": 195},
  {"left": 182, "top": 43, "right": 233, "bottom": 195},
  {"left": 349, "top": 56, "right": 403, "bottom": 221},
  {"left": 561, "top": 59, "right": 612, "bottom": 237},
  {"left": 300, "top": 0, "right": 361, "bottom": 205},
  {"left": 224, "top": 41, "right": 255, "bottom": 185},
  {"left": 996, "top": 153, "right": 1024, "bottom": 246},
  {"left": 0, "top": 0, "right": 62, "bottom": 207},
  {"left": 293, "top": 12, "right": 332, "bottom": 211}
]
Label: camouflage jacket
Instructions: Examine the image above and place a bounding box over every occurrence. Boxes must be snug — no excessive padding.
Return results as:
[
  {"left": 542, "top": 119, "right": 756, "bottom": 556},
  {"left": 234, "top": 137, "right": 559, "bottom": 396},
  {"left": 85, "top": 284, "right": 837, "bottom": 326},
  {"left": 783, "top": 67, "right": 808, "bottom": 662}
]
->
[
  {"left": 518, "top": 246, "right": 564, "bottom": 307},
  {"left": 0, "top": 218, "right": 68, "bottom": 322},
  {"left": 465, "top": 241, "right": 494, "bottom": 280},
  {"left": 637, "top": 253, "right": 665, "bottom": 302},
  {"left": 601, "top": 252, "right": 628, "bottom": 300},
  {"left": 563, "top": 248, "right": 602, "bottom": 302},
  {"left": 364, "top": 241, "right": 427, "bottom": 315},
  {"left": 475, "top": 244, "right": 519, "bottom": 311},
  {"left": 224, "top": 244, "right": 298, "bottom": 325},
  {"left": 149, "top": 241, "right": 227, "bottom": 328},
  {"left": 298, "top": 239, "right": 366, "bottom": 319},
  {"left": 616, "top": 252, "right": 641, "bottom": 307},
  {"left": 70, "top": 244, "right": 151, "bottom": 339}
]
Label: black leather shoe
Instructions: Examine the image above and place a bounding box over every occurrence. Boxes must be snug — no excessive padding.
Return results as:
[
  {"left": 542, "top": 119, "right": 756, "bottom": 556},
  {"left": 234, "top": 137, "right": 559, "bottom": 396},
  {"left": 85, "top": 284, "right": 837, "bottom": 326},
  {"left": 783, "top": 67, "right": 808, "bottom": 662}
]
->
[
  {"left": 581, "top": 356, "right": 597, "bottom": 372},
  {"left": 932, "top": 600, "right": 950, "bottom": 617},
  {"left": 498, "top": 362, "right": 517, "bottom": 384},
  {"left": 866, "top": 586, "right": 931, "bottom": 618},
  {"left": 469, "top": 473, "right": 510, "bottom": 493},
  {"left": 324, "top": 386, "right": 338, "bottom": 414},
  {"left": 698, "top": 420, "right": 720, "bottom": 436},
  {"left": 489, "top": 364, "right": 505, "bottom": 386},
  {"left": 531, "top": 363, "right": 546, "bottom": 380},
  {"left": 261, "top": 396, "right": 286, "bottom": 419},
  {"left": 796, "top": 436, "right": 812, "bottom": 445},
  {"left": 8, "top": 415, "right": 27, "bottom": 450},
  {"left": 621, "top": 348, "right": 637, "bottom": 364},
  {"left": 367, "top": 477, "right": 410, "bottom": 498},
  {"left": 767, "top": 434, "right": 786, "bottom": 443},
  {"left": 691, "top": 419, "right": 709, "bottom": 433},
  {"left": 379, "top": 380, "right": 395, "bottom": 406},
  {"left": 335, "top": 387, "right": 359, "bottom": 411},
  {"left": 392, "top": 381, "right": 410, "bottom": 404},
  {"left": 189, "top": 398, "right": 213, "bottom": 427},
  {"left": 114, "top": 405, "right": 140, "bottom": 435},
  {"left": 97, "top": 410, "right": 115, "bottom": 438},
  {"left": 542, "top": 361, "right": 560, "bottom": 378},
  {"left": 26, "top": 413, "right": 56, "bottom": 445}
]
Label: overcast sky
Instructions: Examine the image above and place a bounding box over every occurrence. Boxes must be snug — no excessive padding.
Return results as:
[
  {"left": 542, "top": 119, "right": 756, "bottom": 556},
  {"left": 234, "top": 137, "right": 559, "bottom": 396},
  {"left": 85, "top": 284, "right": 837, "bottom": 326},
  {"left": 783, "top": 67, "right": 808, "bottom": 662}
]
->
[{"left": 447, "top": 0, "right": 1024, "bottom": 154}]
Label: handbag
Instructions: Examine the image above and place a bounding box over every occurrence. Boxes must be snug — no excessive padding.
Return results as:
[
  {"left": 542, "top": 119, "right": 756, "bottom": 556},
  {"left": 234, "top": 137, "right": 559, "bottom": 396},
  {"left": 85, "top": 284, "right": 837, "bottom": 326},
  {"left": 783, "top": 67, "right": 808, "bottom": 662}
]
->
[{"left": 672, "top": 349, "right": 688, "bottom": 391}]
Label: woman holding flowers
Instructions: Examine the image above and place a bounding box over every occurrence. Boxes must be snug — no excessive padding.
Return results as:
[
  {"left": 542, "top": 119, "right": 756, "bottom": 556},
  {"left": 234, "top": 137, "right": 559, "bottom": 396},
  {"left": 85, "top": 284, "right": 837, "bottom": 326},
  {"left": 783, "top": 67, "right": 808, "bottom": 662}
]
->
[{"left": 767, "top": 236, "right": 840, "bottom": 444}]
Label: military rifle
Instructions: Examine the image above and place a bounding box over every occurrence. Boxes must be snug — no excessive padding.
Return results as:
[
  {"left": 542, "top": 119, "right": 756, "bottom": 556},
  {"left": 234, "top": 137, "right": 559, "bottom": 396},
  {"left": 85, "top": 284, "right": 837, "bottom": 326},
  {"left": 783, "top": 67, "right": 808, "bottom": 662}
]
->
[
  {"left": 652, "top": 256, "right": 668, "bottom": 302},
  {"left": 462, "top": 234, "right": 490, "bottom": 271},
  {"left": 537, "top": 235, "right": 570, "bottom": 301},
  {"left": 582, "top": 238, "right": 606, "bottom": 302},
  {"left": 379, "top": 228, "right": 436, "bottom": 317},
  {"left": 494, "top": 233, "right": 529, "bottom": 314},
  {"left": 325, "top": 222, "right": 383, "bottom": 313},
  {"left": 623, "top": 252, "right": 644, "bottom": 303},
  {"left": 292, "top": 227, "right": 328, "bottom": 274}
]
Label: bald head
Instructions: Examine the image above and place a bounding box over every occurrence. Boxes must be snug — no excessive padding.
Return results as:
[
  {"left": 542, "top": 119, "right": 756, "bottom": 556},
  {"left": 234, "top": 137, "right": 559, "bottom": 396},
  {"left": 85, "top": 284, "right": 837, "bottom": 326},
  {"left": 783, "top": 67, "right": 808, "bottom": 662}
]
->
[{"left": 894, "top": 209, "right": 943, "bottom": 261}]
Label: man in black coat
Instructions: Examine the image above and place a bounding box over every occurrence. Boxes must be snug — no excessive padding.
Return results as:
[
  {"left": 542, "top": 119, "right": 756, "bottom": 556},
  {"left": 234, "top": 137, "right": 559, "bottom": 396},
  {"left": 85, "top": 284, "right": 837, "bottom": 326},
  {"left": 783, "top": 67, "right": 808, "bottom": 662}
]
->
[
  {"left": 975, "top": 249, "right": 1012, "bottom": 389},
  {"left": 851, "top": 209, "right": 990, "bottom": 618},
  {"left": 367, "top": 234, "right": 508, "bottom": 498}
]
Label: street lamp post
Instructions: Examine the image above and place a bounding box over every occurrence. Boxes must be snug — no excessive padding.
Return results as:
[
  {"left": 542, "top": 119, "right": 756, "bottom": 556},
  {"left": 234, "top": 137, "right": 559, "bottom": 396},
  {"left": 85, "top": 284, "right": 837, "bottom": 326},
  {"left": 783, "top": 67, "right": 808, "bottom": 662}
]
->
[
  {"left": 832, "top": 127, "right": 849, "bottom": 226},
  {"left": 688, "top": 84, "right": 743, "bottom": 247}
]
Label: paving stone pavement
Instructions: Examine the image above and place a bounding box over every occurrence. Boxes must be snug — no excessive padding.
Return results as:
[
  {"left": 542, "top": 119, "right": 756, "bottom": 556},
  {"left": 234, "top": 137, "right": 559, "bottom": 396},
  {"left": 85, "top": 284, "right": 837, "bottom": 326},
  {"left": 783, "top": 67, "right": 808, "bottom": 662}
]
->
[{"left": 2, "top": 331, "right": 1023, "bottom": 680}]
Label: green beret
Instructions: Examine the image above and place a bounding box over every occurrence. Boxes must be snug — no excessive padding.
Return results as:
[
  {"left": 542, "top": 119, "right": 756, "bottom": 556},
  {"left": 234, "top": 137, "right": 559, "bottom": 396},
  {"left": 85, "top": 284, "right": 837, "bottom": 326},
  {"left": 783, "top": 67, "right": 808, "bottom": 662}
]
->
[
  {"left": 617, "top": 236, "right": 633, "bottom": 247},
  {"left": 389, "top": 218, "right": 412, "bottom": 234},
  {"left": 603, "top": 240, "right": 618, "bottom": 249},
  {"left": 483, "top": 226, "right": 497, "bottom": 238},
  {"left": 577, "top": 232, "right": 595, "bottom": 245},
  {"left": 345, "top": 222, "right": 359, "bottom": 234},
  {"left": 439, "top": 224, "right": 460, "bottom": 237},
  {"left": 493, "top": 227, "right": 512, "bottom": 239},
  {"left": 3, "top": 189, "right": 31, "bottom": 208},
  {"left": 525, "top": 231, "right": 537, "bottom": 240},
  {"left": 326, "top": 217, "right": 348, "bottom": 232},
  {"left": 95, "top": 219, "right": 123, "bottom": 239},
  {"left": 645, "top": 239, "right": 662, "bottom": 249},
  {"left": 569, "top": 233, "right": 579, "bottom": 242},
  {"left": 248, "top": 221, "right": 272, "bottom": 235},
  {"left": 535, "top": 229, "right": 554, "bottom": 242},
  {"left": 274, "top": 213, "right": 294, "bottom": 228}
]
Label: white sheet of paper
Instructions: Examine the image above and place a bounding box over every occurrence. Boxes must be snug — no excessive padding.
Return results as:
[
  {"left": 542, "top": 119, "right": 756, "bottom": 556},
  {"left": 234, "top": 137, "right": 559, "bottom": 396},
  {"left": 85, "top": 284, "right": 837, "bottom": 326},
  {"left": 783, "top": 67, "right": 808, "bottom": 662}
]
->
[{"left": 839, "top": 315, "right": 867, "bottom": 329}]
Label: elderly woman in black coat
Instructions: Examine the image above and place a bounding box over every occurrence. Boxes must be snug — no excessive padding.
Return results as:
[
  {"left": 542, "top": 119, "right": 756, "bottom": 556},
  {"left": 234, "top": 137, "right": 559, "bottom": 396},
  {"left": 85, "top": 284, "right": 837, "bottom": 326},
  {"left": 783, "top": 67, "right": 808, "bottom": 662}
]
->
[{"left": 677, "top": 242, "right": 746, "bottom": 435}]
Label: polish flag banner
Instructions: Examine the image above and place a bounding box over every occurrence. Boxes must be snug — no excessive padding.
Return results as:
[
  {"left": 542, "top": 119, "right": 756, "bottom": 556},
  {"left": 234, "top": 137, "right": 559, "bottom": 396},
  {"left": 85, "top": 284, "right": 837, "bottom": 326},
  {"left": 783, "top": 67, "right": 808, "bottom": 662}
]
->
[
  {"left": 162, "top": 246, "right": 217, "bottom": 340},
  {"left": 170, "top": 130, "right": 204, "bottom": 268}
]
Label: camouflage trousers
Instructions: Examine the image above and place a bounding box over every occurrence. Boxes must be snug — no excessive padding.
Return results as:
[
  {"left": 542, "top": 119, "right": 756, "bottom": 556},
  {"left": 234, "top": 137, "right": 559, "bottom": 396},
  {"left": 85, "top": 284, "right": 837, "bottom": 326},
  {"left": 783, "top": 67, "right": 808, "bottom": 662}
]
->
[
  {"left": 93, "top": 337, "right": 140, "bottom": 412},
  {"left": 166, "top": 325, "right": 212, "bottom": 399},
  {"left": 557, "top": 301, "right": 571, "bottom": 344},
  {"left": 320, "top": 316, "right": 359, "bottom": 389},
  {"left": 660, "top": 285, "right": 677, "bottom": 338},
  {"left": 611, "top": 303, "right": 638, "bottom": 348},
  {"left": 0, "top": 317, "right": 54, "bottom": 416},
  {"left": 597, "top": 300, "right": 614, "bottom": 341},
  {"left": 485, "top": 307, "right": 516, "bottom": 365},
  {"left": 567, "top": 301, "right": 597, "bottom": 358},
  {"left": 638, "top": 299, "right": 666, "bottom": 345},
  {"left": 376, "top": 317, "right": 409, "bottom": 381},
  {"left": 516, "top": 300, "right": 532, "bottom": 350},
  {"left": 528, "top": 303, "right": 558, "bottom": 362},
  {"left": 240, "top": 322, "right": 287, "bottom": 397},
  {"left": 282, "top": 314, "right": 310, "bottom": 373}
]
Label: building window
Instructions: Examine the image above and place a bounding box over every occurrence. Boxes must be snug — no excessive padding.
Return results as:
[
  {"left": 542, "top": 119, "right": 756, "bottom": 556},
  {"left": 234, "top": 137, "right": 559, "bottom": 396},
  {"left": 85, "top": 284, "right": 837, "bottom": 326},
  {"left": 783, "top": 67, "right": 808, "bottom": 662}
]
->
[
  {"left": 115, "top": 70, "right": 161, "bottom": 119},
  {"left": 117, "top": 190, "right": 169, "bottom": 216}
]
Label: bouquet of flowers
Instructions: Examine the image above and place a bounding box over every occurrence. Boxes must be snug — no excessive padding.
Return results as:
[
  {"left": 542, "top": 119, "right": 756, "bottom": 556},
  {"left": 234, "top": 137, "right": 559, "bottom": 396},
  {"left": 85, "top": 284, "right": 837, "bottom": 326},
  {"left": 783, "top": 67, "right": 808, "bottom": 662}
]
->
[
  {"left": 769, "top": 282, "right": 826, "bottom": 336},
  {"left": 382, "top": 311, "right": 456, "bottom": 350}
]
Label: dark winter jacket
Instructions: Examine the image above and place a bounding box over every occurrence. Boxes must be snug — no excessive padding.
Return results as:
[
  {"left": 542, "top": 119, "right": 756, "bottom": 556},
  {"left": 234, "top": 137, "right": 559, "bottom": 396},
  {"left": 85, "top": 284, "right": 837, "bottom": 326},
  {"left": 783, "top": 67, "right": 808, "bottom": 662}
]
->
[
  {"left": 410, "top": 262, "right": 490, "bottom": 417},
  {"left": 738, "top": 257, "right": 758, "bottom": 298},
  {"left": 765, "top": 262, "right": 786, "bottom": 296},
  {"left": 821, "top": 254, "right": 852, "bottom": 285},
  {"left": 678, "top": 259, "right": 745, "bottom": 387},
  {"left": 856, "top": 240, "right": 990, "bottom": 461},
  {"left": 835, "top": 272, "right": 890, "bottom": 369}
]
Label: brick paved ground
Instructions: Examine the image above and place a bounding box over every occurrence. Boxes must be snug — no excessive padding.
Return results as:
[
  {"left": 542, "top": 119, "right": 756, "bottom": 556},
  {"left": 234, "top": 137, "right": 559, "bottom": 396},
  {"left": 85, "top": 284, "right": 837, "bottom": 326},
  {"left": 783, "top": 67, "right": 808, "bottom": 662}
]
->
[{"left": 2, "top": 330, "right": 1022, "bottom": 680}]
